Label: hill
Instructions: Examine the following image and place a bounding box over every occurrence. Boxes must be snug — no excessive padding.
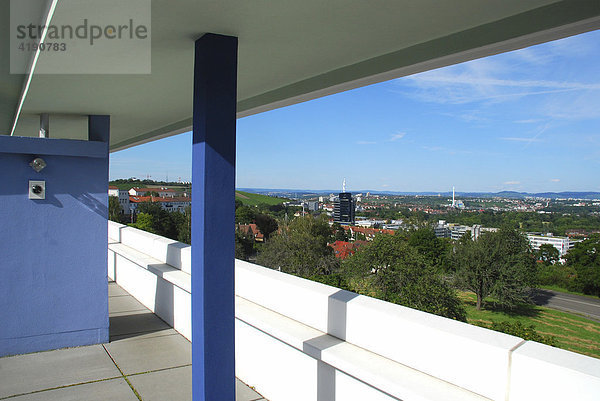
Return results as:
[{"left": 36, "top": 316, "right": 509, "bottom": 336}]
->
[{"left": 235, "top": 190, "right": 288, "bottom": 206}]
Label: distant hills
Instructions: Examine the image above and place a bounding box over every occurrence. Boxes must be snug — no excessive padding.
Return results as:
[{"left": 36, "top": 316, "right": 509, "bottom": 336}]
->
[{"left": 237, "top": 188, "right": 600, "bottom": 200}]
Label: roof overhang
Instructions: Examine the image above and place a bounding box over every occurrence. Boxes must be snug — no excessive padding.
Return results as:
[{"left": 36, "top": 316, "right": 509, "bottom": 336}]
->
[{"left": 1, "top": 0, "right": 599, "bottom": 151}]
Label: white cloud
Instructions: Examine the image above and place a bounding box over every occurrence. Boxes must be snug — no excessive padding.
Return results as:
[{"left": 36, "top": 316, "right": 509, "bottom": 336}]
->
[
  {"left": 514, "top": 119, "right": 542, "bottom": 124},
  {"left": 504, "top": 181, "right": 520, "bottom": 185},
  {"left": 550, "top": 178, "right": 560, "bottom": 182},
  {"left": 389, "top": 132, "right": 406, "bottom": 141},
  {"left": 500, "top": 137, "right": 542, "bottom": 143},
  {"left": 397, "top": 56, "right": 600, "bottom": 106},
  {"left": 356, "top": 140, "right": 376, "bottom": 145}
]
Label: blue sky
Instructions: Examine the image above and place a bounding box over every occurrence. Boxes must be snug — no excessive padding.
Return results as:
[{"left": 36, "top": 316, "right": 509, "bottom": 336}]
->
[{"left": 110, "top": 30, "right": 600, "bottom": 193}]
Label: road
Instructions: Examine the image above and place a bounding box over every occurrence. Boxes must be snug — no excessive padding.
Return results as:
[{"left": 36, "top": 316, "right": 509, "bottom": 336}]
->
[{"left": 532, "top": 289, "right": 600, "bottom": 322}]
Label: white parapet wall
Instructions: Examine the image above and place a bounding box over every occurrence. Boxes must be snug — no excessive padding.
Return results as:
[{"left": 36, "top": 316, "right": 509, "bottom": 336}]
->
[{"left": 107, "top": 221, "right": 600, "bottom": 401}]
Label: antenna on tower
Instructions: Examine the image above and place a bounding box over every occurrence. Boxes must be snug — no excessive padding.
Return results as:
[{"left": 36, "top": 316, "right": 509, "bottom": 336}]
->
[{"left": 342, "top": 178, "right": 346, "bottom": 193}]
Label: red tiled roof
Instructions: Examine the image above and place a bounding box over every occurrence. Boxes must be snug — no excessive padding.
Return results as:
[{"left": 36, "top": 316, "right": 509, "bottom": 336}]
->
[
  {"left": 108, "top": 185, "right": 119, "bottom": 189},
  {"left": 238, "top": 224, "right": 264, "bottom": 240},
  {"left": 342, "top": 225, "right": 395, "bottom": 236},
  {"left": 329, "top": 240, "right": 366, "bottom": 259},
  {"left": 131, "top": 187, "right": 177, "bottom": 193}
]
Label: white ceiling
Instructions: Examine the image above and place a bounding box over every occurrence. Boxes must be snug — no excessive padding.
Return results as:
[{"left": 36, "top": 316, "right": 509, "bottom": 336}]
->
[{"left": 2, "top": 0, "right": 600, "bottom": 151}]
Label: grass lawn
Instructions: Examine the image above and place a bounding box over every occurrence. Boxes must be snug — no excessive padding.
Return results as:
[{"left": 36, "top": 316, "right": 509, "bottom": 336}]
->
[
  {"left": 459, "top": 292, "right": 600, "bottom": 359},
  {"left": 235, "top": 190, "right": 288, "bottom": 206}
]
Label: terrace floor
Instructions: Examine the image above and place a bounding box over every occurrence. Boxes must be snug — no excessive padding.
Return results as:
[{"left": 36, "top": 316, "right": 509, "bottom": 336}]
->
[{"left": 0, "top": 281, "right": 266, "bottom": 401}]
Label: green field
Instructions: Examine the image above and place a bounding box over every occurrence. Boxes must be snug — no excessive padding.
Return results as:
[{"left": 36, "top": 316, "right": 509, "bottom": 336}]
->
[
  {"left": 459, "top": 292, "right": 600, "bottom": 359},
  {"left": 235, "top": 190, "right": 288, "bottom": 206}
]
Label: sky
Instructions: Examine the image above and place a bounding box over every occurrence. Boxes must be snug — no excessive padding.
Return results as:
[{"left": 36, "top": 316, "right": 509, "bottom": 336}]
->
[{"left": 109, "top": 29, "right": 600, "bottom": 193}]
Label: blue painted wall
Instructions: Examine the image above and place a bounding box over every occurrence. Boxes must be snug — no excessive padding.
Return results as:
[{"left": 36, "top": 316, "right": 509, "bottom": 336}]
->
[{"left": 0, "top": 135, "right": 109, "bottom": 356}]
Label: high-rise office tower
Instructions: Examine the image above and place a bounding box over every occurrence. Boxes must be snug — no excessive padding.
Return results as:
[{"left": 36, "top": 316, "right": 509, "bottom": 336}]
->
[{"left": 334, "top": 179, "right": 355, "bottom": 224}]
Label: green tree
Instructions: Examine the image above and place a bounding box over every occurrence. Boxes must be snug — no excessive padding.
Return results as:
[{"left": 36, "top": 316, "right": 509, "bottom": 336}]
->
[
  {"left": 134, "top": 201, "right": 181, "bottom": 240},
  {"left": 235, "top": 206, "right": 257, "bottom": 224},
  {"left": 178, "top": 206, "right": 191, "bottom": 244},
  {"left": 536, "top": 244, "right": 560, "bottom": 265},
  {"left": 131, "top": 212, "right": 156, "bottom": 233},
  {"left": 255, "top": 213, "right": 278, "bottom": 240},
  {"left": 109, "top": 196, "right": 123, "bottom": 223},
  {"left": 235, "top": 228, "right": 255, "bottom": 261},
  {"left": 453, "top": 226, "right": 536, "bottom": 310},
  {"left": 344, "top": 235, "right": 466, "bottom": 321},
  {"left": 407, "top": 227, "right": 450, "bottom": 271},
  {"left": 332, "top": 223, "right": 349, "bottom": 242},
  {"left": 565, "top": 235, "right": 600, "bottom": 296},
  {"left": 256, "top": 215, "right": 339, "bottom": 278}
]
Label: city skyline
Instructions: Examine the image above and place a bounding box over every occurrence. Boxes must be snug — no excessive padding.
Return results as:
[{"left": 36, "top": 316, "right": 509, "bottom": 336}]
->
[{"left": 110, "top": 29, "right": 600, "bottom": 193}]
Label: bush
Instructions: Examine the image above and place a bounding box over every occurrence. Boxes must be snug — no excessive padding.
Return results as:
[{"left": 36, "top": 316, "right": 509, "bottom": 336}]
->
[{"left": 536, "top": 263, "right": 576, "bottom": 289}]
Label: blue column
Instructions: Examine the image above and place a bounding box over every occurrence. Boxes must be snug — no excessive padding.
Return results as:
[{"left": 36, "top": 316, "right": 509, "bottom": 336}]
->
[{"left": 192, "top": 33, "right": 238, "bottom": 401}]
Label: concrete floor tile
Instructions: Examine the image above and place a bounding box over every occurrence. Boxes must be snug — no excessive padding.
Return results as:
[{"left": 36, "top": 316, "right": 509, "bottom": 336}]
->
[
  {"left": 109, "top": 295, "right": 149, "bottom": 315},
  {"left": 0, "top": 345, "right": 120, "bottom": 399},
  {"left": 104, "top": 333, "right": 191, "bottom": 375},
  {"left": 128, "top": 365, "right": 191, "bottom": 401},
  {"left": 7, "top": 378, "right": 138, "bottom": 401},
  {"left": 110, "top": 328, "right": 179, "bottom": 342},
  {"left": 236, "top": 378, "right": 266, "bottom": 401},
  {"left": 109, "top": 311, "right": 170, "bottom": 339},
  {"left": 108, "top": 282, "right": 129, "bottom": 297}
]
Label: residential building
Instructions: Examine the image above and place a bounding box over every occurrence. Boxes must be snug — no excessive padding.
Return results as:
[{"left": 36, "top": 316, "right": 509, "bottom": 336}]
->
[
  {"left": 343, "top": 225, "right": 395, "bottom": 241},
  {"left": 329, "top": 240, "right": 367, "bottom": 259},
  {"left": 238, "top": 224, "right": 264, "bottom": 242},
  {"left": 129, "top": 187, "right": 178, "bottom": 198},
  {"left": 129, "top": 195, "right": 191, "bottom": 213},
  {"left": 108, "top": 185, "right": 131, "bottom": 214}
]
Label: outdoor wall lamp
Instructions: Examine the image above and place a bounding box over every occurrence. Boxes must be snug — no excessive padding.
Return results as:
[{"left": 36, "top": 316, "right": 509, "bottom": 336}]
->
[{"left": 29, "top": 157, "right": 47, "bottom": 173}]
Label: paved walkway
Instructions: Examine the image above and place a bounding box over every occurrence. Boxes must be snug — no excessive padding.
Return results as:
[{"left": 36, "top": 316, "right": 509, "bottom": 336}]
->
[{"left": 0, "top": 281, "right": 266, "bottom": 401}]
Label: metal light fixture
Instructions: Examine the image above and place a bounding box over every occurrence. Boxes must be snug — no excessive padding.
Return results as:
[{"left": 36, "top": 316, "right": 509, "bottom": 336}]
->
[{"left": 29, "top": 157, "right": 47, "bottom": 173}]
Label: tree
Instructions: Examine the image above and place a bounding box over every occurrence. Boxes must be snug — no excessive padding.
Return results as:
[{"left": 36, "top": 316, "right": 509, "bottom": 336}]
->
[
  {"left": 333, "top": 223, "right": 349, "bottom": 242},
  {"left": 344, "top": 235, "right": 466, "bottom": 321},
  {"left": 109, "top": 195, "right": 123, "bottom": 223},
  {"left": 536, "top": 243, "right": 560, "bottom": 265},
  {"left": 257, "top": 215, "right": 339, "bottom": 278},
  {"left": 565, "top": 234, "right": 600, "bottom": 296},
  {"left": 133, "top": 201, "right": 181, "bottom": 240},
  {"left": 235, "top": 206, "right": 256, "bottom": 224},
  {"left": 453, "top": 226, "right": 536, "bottom": 310},
  {"left": 255, "top": 213, "right": 278, "bottom": 240},
  {"left": 178, "top": 206, "right": 191, "bottom": 244},
  {"left": 235, "top": 228, "right": 255, "bottom": 261},
  {"left": 131, "top": 212, "right": 156, "bottom": 233},
  {"left": 407, "top": 227, "right": 450, "bottom": 271}
]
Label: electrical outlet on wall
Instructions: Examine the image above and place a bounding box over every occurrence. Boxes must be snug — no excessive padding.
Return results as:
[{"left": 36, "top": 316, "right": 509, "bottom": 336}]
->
[{"left": 29, "top": 180, "right": 45, "bottom": 200}]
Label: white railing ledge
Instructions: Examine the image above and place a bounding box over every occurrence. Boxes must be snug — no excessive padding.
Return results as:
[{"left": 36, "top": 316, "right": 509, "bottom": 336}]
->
[
  {"left": 109, "top": 241, "right": 190, "bottom": 293},
  {"left": 509, "top": 341, "right": 600, "bottom": 401},
  {"left": 236, "top": 296, "right": 490, "bottom": 401}
]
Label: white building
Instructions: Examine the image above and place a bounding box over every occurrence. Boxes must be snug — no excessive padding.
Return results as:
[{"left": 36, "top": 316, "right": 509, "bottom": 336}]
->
[
  {"left": 434, "top": 220, "right": 485, "bottom": 241},
  {"left": 129, "top": 187, "right": 178, "bottom": 198},
  {"left": 108, "top": 186, "right": 131, "bottom": 214},
  {"left": 527, "top": 233, "right": 577, "bottom": 257}
]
